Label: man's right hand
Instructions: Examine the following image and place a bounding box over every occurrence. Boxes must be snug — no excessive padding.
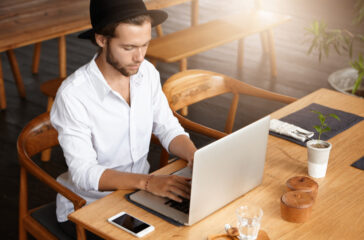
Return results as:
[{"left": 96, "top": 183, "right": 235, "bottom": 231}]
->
[{"left": 146, "top": 175, "right": 191, "bottom": 202}]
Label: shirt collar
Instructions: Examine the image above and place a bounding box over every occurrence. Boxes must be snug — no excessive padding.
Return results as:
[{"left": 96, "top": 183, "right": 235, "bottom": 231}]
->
[{"left": 86, "top": 55, "right": 145, "bottom": 101}]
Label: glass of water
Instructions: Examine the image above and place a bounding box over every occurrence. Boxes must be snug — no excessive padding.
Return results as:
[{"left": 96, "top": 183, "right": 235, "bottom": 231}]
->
[{"left": 236, "top": 205, "right": 263, "bottom": 240}]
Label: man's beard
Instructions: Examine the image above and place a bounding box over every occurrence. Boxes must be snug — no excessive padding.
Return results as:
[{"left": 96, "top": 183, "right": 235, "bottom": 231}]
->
[{"left": 105, "top": 46, "right": 140, "bottom": 77}]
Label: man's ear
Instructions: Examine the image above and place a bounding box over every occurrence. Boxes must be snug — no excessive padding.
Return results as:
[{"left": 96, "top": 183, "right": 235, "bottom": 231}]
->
[{"left": 95, "top": 34, "right": 107, "bottom": 48}]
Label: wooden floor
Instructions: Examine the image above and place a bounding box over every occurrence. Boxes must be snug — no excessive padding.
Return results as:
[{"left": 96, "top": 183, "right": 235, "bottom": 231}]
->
[{"left": 1, "top": 0, "right": 362, "bottom": 238}]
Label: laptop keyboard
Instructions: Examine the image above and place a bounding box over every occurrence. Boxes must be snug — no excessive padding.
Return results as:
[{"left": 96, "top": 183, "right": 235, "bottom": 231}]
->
[{"left": 165, "top": 197, "right": 190, "bottom": 214}]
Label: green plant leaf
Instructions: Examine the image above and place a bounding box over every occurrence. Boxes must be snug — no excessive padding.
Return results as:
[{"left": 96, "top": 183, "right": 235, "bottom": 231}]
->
[
  {"left": 322, "top": 126, "right": 331, "bottom": 133},
  {"left": 333, "top": 44, "right": 341, "bottom": 55},
  {"left": 314, "top": 125, "right": 322, "bottom": 134},
  {"left": 358, "top": 34, "right": 364, "bottom": 42},
  {"left": 353, "top": 0, "right": 364, "bottom": 24},
  {"left": 313, "top": 21, "right": 319, "bottom": 35},
  {"left": 319, "top": 50, "right": 322, "bottom": 61},
  {"left": 307, "top": 37, "right": 318, "bottom": 55},
  {"left": 352, "top": 71, "right": 364, "bottom": 94},
  {"left": 349, "top": 40, "right": 353, "bottom": 58},
  {"left": 319, "top": 114, "right": 326, "bottom": 125},
  {"left": 324, "top": 44, "right": 329, "bottom": 57},
  {"left": 329, "top": 113, "right": 341, "bottom": 121}
]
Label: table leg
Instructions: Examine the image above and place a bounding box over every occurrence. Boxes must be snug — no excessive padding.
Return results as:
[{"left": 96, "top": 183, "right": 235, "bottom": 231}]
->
[
  {"left": 180, "top": 58, "right": 189, "bottom": 116},
  {"left": 0, "top": 57, "right": 6, "bottom": 110},
  {"left": 76, "top": 225, "right": 86, "bottom": 240},
  {"left": 58, "top": 36, "right": 67, "bottom": 78},
  {"left": 267, "top": 29, "right": 277, "bottom": 78},
  {"left": 6, "top": 49, "right": 26, "bottom": 98},
  {"left": 32, "top": 42, "right": 42, "bottom": 74}
]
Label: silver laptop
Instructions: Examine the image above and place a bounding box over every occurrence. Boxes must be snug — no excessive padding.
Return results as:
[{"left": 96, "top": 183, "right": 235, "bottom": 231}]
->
[{"left": 129, "top": 115, "right": 270, "bottom": 225}]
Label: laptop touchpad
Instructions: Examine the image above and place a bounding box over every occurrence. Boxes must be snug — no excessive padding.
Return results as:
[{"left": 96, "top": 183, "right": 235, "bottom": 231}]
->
[{"left": 172, "top": 167, "right": 192, "bottom": 178}]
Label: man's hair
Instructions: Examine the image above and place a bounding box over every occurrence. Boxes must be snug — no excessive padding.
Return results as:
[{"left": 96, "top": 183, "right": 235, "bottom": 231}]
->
[{"left": 92, "top": 14, "right": 152, "bottom": 45}]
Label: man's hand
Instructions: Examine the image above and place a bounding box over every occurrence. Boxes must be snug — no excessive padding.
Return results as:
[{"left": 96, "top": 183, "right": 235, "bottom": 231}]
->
[{"left": 146, "top": 175, "right": 191, "bottom": 202}]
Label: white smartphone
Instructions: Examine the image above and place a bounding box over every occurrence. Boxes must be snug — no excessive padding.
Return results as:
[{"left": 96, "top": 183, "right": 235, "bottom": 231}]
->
[{"left": 108, "top": 211, "right": 154, "bottom": 238}]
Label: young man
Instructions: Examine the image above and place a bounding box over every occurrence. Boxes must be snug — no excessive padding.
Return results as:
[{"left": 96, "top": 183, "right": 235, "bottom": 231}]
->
[{"left": 50, "top": 0, "right": 196, "bottom": 237}]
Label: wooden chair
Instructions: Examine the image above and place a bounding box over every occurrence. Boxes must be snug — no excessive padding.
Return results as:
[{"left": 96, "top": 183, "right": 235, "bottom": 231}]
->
[
  {"left": 162, "top": 69, "right": 297, "bottom": 137},
  {"left": 18, "top": 113, "right": 169, "bottom": 240},
  {"left": 17, "top": 112, "right": 87, "bottom": 240},
  {"left": 38, "top": 77, "right": 64, "bottom": 162}
]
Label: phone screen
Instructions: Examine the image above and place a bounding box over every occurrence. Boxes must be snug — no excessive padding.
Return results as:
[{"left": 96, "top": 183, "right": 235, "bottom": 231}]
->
[{"left": 111, "top": 213, "right": 150, "bottom": 234}]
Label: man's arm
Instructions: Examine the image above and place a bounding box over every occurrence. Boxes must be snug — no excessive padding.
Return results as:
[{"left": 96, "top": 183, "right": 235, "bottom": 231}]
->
[
  {"left": 98, "top": 135, "right": 196, "bottom": 202},
  {"left": 98, "top": 169, "right": 191, "bottom": 202},
  {"left": 168, "top": 134, "right": 197, "bottom": 168}
]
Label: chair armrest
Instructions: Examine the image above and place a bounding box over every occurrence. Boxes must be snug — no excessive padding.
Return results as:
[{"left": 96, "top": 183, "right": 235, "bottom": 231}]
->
[
  {"left": 18, "top": 151, "right": 86, "bottom": 210},
  {"left": 228, "top": 78, "right": 297, "bottom": 104},
  {"left": 173, "top": 111, "right": 227, "bottom": 140}
]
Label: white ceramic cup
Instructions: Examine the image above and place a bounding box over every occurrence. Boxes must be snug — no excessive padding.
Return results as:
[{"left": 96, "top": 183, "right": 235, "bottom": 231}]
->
[{"left": 306, "top": 140, "right": 332, "bottom": 178}]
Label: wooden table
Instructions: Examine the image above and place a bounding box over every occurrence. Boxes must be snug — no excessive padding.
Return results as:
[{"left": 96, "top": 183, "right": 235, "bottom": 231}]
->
[
  {"left": 0, "top": 0, "right": 198, "bottom": 110},
  {"left": 69, "top": 88, "right": 364, "bottom": 239},
  {"left": 0, "top": 0, "right": 90, "bottom": 110}
]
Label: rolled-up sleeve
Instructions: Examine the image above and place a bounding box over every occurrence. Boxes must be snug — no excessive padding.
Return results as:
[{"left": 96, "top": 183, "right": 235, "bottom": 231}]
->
[
  {"left": 151, "top": 71, "right": 188, "bottom": 152},
  {"left": 51, "top": 92, "right": 107, "bottom": 192}
]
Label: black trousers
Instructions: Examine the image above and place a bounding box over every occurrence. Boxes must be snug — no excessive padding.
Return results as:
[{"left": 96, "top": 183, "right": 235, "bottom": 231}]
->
[{"left": 60, "top": 220, "right": 104, "bottom": 240}]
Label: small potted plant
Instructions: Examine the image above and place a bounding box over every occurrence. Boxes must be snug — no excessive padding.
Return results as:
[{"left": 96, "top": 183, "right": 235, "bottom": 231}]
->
[{"left": 306, "top": 110, "right": 340, "bottom": 178}]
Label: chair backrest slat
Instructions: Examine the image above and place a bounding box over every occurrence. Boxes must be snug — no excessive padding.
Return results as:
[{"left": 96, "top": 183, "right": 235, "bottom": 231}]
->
[
  {"left": 20, "top": 113, "right": 59, "bottom": 158},
  {"left": 163, "top": 70, "right": 230, "bottom": 111}
]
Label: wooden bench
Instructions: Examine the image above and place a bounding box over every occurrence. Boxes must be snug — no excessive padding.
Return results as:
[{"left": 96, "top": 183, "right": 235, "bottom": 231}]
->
[
  {"left": 147, "top": 9, "right": 291, "bottom": 77},
  {"left": 0, "top": 0, "right": 91, "bottom": 110}
]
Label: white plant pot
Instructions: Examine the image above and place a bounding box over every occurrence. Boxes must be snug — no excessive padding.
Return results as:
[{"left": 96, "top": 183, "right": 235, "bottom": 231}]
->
[{"left": 306, "top": 140, "right": 332, "bottom": 178}]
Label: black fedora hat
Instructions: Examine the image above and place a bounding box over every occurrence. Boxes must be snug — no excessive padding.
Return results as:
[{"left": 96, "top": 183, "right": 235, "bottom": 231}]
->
[{"left": 79, "top": 0, "right": 168, "bottom": 39}]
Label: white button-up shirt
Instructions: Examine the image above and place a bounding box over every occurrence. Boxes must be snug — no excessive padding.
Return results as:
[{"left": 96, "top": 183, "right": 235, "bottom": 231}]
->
[{"left": 50, "top": 57, "right": 187, "bottom": 222}]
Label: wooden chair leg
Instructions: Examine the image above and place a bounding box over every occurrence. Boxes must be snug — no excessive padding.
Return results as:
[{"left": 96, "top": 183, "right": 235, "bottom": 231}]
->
[
  {"left": 237, "top": 38, "right": 245, "bottom": 76},
  {"left": 0, "top": 57, "right": 6, "bottom": 110},
  {"left": 32, "top": 43, "right": 42, "bottom": 74},
  {"left": 58, "top": 36, "right": 67, "bottom": 78},
  {"left": 179, "top": 58, "right": 189, "bottom": 116},
  {"left": 19, "top": 167, "right": 28, "bottom": 240},
  {"left": 41, "top": 97, "right": 54, "bottom": 162},
  {"left": 6, "top": 49, "right": 26, "bottom": 98},
  {"left": 179, "top": 58, "right": 187, "bottom": 72},
  {"left": 267, "top": 29, "right": 277, "bottom": 78},
  {"left": 191, "top": 0, "right": 199, "bottom": 26},
  {"left": 46, "top": 97, "right": 54, "bottom": 112},
  {"left": 260, "top": 31, "right": 269, "bottom": 54},
  {"left": 156, "top": 25, "right": 164, "bottom": 37}
]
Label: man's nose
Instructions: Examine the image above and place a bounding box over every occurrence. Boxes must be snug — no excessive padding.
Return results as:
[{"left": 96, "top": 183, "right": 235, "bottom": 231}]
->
[{"left": 133, "top": 47, "right": 144, "bottom": 62}]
